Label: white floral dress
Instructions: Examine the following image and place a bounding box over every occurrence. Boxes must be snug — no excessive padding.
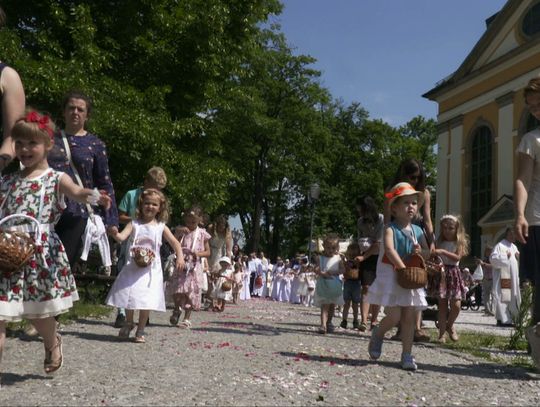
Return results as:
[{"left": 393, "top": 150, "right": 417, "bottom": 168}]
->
[{"left": 0, "top": 169, "right": 78, "bottom": 321}]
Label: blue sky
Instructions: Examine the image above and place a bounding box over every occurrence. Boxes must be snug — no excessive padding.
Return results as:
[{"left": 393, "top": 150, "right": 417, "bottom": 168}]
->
[{"left": 272, "top": 0, "right": 508, "bottom": 126}]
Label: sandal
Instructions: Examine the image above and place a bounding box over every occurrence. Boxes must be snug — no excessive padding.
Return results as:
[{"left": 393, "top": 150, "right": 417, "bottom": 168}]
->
[
  {"left": 119, "top": 322, "right": 135, "bottom": 339},
  {"left": 178, "top": 320, "right": 192, "bottom": 329},
  {"left": 44, "top": 334, "right": 63, "bottom": 374},
  {"left": 134, "top": 330, "right": 146, "bottom": 343},
  {"left": 169, "top": 310, "right": 182, "bottom": 326},
  {"left": 318, "top": 326, "right": 327, "bottom": 334},
  {"left": 446, "top": 326, "right": 459, "bottom": 342},
  {"left": 358, "top": 322, "right": 368, "bottom": 332}
]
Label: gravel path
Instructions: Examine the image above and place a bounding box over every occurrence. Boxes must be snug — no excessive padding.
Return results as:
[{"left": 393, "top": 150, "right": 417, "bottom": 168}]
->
[{"left": 1, "top": 300, "right": 539, "bottom": 406}]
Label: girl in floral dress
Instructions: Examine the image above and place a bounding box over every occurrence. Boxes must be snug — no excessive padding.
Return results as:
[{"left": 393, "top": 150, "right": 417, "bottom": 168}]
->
[
  {"left": 167, "top": 205, "right": 211, "bottom": 329},
  {"left": 0, "top": 110, "right": 111, "bottom": 376}
]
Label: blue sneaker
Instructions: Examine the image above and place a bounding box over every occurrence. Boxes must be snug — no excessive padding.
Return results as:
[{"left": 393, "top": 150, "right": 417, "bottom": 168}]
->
[
  {"left": 368, "top": 327, "right": 383, "bottom": 360},
  {"left": 401, "top": 352, "right": 417, "bottom": 371}
]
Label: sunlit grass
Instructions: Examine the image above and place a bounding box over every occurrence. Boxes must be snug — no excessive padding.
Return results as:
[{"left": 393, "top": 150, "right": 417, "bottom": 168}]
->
[{"left": 426, "top": 328, "right": 534, "bottom": 370}]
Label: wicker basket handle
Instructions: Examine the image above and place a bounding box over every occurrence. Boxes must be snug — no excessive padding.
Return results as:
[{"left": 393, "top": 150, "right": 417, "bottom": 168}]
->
[{"left": 0, "top": 214, "right": 41, "bottom": 242}]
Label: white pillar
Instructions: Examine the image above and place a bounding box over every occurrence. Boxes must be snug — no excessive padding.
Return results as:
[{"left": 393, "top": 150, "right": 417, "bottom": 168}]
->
[
  {"left": 435, "top": 128, "right": 449, "bottom": 234},
  {"left": 448, "top": 121, "right": 463, "bottom": 214},
  {"left": 496, "top": 92, "right": 514, "bottom": 197}
]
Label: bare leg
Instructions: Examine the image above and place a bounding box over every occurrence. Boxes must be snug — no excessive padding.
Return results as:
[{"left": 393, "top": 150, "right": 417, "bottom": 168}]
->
[
  {"left": 416, "top": 310, "right": 423, "bottom": 330},
  {"left": 320, "top": 305, "right": 329, "bottom": 331},
  {"left": 352, "top": 301, "right": 359, "bottom": 321},
  {"left": 400, "top": 307, "right": 416, "bottom": 354},
  {"left": 137, "top": 310, "right": 150, "bottom": 333},
  {"left": 328, "top": 304, "right": 335, "bottom": 327},
  {"left": 374, "top": 306, "right": 401, "bottom": 337},
  {"left": 342, "top": 300, "right": 351, "bottom": 321},
  {"left": 438, "top": 298, "right": 448, "bottom": 339},
  {"left": 360, "top": 286, "right": 370, "bottom": 324},
  {"left": 125, "top": 309, "right": 135, "bottom": 325},
  {"left": 30, "top": 317, "right": 61, "bottom": 368},
  {"left": 0, "top": 321, "right": 5, "bottom": 366},
  {"left": 370, "top": 304, "right": 381, "bottom": 326}
]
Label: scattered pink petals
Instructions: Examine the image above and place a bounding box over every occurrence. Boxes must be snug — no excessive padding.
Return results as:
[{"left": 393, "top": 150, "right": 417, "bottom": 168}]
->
[{"left": 319, "top": 380, "right": 329, "bottom": 389}]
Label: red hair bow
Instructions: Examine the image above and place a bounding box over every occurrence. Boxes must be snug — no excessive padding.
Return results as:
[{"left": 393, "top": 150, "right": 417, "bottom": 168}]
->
[{"left": 25, "top": 111, "right": 54, "bottom": 139}]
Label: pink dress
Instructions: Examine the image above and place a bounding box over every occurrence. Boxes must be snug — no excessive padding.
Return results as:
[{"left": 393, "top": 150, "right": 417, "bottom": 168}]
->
[{"left": 167, "top": 227, "right": 210, "bottom": 310}]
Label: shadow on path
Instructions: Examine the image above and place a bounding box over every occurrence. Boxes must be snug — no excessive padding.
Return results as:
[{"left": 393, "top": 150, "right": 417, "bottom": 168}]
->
[
  {"left": 1, "top": 372, "right": 51, "bottom": 386},
  {"left": 278, "top": 351, "right": 369, "bottom": 367}
]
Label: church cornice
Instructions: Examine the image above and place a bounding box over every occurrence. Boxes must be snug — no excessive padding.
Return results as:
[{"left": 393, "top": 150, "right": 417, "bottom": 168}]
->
[{"left": 423, "top": 0, "right": 525, "bottom": 101}]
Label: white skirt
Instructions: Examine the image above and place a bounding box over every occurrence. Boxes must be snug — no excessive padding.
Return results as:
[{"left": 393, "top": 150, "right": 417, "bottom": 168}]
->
[
  {"left": 106, "top": 260, "right": 166, "bottom": 312},
  {"left": 367, "top": 258, "right": 427, "bottom": 309}
]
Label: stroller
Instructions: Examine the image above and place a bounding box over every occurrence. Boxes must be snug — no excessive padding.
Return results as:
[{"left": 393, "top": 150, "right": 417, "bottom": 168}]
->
[{"left": 461, "top": 281, "right": 481, "bottom": 311}]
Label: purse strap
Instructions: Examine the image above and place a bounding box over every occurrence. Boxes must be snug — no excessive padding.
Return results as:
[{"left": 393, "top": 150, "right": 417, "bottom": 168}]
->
[{"left": 61, "top": 131, "right": 94, "bottom": 217}]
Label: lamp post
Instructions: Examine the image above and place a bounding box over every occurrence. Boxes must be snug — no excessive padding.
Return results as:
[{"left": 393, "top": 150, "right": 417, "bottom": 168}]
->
[{"left": 308, "top": 183, "right": 321, "bottom": 262}]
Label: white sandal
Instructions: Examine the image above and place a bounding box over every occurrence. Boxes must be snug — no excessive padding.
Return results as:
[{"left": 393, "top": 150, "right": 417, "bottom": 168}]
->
[{"left": 178, "top": 320, "right": 192, "bottom": 329}]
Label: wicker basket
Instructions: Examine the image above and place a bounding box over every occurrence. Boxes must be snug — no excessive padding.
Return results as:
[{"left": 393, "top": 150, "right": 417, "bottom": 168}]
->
[
  {"left": 221, "top": 280, "right": 232, "bottom": 292},
  {"left": 425, "top": 254, "right": 444, "bottom": 278},
  {"left": 396, "top": 253, "right": 427, "bottom": 289},
  {"left": 131, "top": 247, "right": 156, "bottom": 267},
  {"left": 0, "top": 214, "right": 40, "bottom": 274},
  {"left": 344, "top": 260, "right": 360, "bottom": 280}
]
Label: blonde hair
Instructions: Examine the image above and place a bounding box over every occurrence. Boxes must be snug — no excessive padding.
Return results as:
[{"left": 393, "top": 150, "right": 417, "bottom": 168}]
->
[
  {"left": 145, "top": 166, "right": 167, "bottom": 189},
  {"left": 436, "top": 214, "right": 469, "bottom": 256},
  {"left": 12, "top": 109, "right": 56, "bottom": 147},
  {"left": 322, "top": 233, "right": 340, "bottom": 254},
  {"left": 136, "top": 188, "right": 169, "bottom": 223}
]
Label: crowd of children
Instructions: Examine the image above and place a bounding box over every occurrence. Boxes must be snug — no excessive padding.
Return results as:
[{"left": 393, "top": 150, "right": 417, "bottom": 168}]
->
[{"left": 0, "top": 108, "right": 519, "bottom": 377}]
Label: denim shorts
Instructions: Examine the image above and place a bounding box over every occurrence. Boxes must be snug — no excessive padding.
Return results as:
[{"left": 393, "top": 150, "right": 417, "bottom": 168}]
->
[{"left": 343, "top": 279, "right": 361, "bottom": 303}]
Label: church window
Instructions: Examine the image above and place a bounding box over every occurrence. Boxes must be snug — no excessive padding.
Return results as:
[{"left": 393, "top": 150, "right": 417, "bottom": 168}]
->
[
  {"left": 522, "top": 2, "right": 540, "bottom": 38},
  {"left": 470, "top": 126, "right": 492, "bottom": 257}
]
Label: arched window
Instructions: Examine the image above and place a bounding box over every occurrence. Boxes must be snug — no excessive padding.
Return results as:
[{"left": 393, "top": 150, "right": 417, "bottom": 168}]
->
[
  {"left": 470, "top": 126, "right": 493, "bottom": 256},
  {"left": 522, "top": 1, "right": 540, "bottom": 38}
]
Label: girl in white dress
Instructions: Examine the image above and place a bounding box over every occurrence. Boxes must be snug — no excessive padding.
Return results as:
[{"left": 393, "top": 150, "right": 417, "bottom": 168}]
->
[
  {"left": 367, "top": 182, "right": 429, "bottom": 371},
  {"left": 210, "top": 256, "right": 234, "bottom": 311},
  {"left": 314, "top": 234, "right": 345, "bottom": 333},
  {"left": 107, "top": 189, "right": 184, "bottom": 343},
  {"left": 239, "top": 255, "right": 251, "bottom": 301}
]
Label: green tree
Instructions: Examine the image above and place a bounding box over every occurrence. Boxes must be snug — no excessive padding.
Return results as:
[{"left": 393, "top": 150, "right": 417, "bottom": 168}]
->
[{"left": 0, "top": 0, "right": 282, "bottom": 220}]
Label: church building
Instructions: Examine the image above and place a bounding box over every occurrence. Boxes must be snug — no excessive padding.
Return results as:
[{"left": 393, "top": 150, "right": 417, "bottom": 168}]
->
[{"left": 423, "top": 0, "right": 540, "bottom": 256}]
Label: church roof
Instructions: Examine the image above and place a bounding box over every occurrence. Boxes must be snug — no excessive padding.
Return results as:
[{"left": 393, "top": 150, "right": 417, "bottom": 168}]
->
[{"left": 423, "top": 0, "right": 525, "bottom": 100}]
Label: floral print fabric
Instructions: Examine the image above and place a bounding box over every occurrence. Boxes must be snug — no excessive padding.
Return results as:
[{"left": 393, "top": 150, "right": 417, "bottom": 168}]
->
[
  {"left": 0, "top": 169, "right": 78, "bottom": 321},
  {"left": 48, "top": 132, "right": 119, "bottom": 226}
]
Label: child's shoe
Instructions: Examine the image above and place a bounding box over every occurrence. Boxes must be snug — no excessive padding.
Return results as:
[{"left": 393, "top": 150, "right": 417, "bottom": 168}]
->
[
  {"left": 169, "top": 310, "right": 182, "bottom": 326},
  {"left": 134, "top": 330, "right": 146, "bottom": 343},
  {"left": 118, "top": 322, "right": 135, "bottom": 339},
  {"left": 414, "top": 328, "right": 431, "bottom": 342},
  {"left": 352, "top": 319, "right": 360, "bottom": 330},
  {"left": 368, "top": 327, "right": 383, "bottom": 360},
  {"left": 446, "top": 326, "right": 459, "bottom": 342},
  {"left": 401, "top": 353, "right": 417, "bottom": 371},
  {"left": 340, "top": 319, "right": 347, "bottom": 329},
  {"left": 178, "top": 320, "right": 192, "bottom": 329}
]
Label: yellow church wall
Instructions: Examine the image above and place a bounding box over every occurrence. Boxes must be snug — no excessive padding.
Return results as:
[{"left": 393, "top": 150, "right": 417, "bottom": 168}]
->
[{"left": 439, "top": 53, "right": 540, "bottom": 114}]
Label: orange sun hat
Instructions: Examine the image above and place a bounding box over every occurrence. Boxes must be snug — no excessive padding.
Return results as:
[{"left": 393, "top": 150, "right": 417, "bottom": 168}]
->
[{"left": 385, "top": 182, "right": 424, "bottom": 207}]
